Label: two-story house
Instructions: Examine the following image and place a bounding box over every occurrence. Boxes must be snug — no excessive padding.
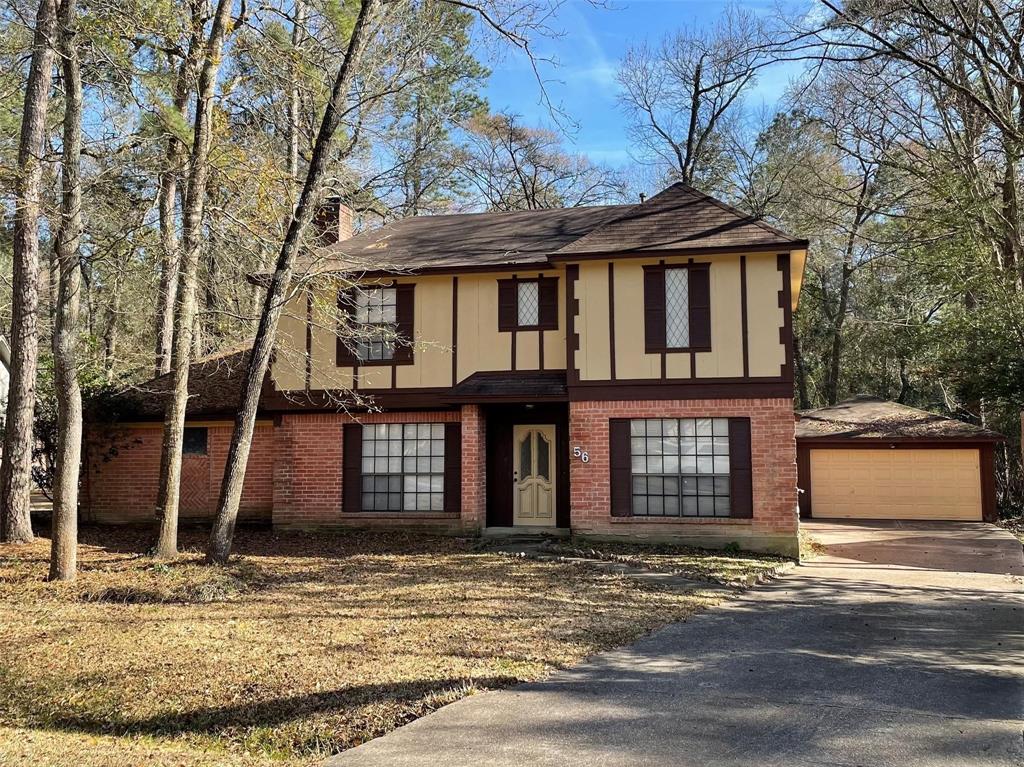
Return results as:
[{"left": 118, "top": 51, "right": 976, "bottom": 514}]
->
[{"left": 84, "top": 183, "right": 807, "bottom": 555}]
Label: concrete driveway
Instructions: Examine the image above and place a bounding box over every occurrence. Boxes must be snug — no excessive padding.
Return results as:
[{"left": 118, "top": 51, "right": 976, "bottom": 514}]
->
[{"left": 328, "top": 521, "right": 1024, "bottom": 767}]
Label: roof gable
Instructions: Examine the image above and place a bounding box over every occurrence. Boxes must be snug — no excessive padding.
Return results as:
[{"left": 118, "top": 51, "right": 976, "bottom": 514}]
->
[{"left": 553, "top": 183, "right": 804, "bottom": 257}]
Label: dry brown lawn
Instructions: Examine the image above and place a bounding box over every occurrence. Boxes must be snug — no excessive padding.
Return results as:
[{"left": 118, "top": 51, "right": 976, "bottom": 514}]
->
[
  {"left": 0, "top": 526, "right": 760, "bottom": 766},
  {"left": 546, "top": 540, "right": 793, "bottom": 583}
]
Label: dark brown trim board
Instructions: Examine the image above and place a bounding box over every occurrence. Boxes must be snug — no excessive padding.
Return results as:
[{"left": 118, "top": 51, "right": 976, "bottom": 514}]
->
[
  {"left": 777, "top": 253, "right": 794, "bottom": 382},
  {"left": 740, "top": 255, "right": 749, "bottom": 379},
  {"left": 451, "top": 276, "right": 458, "bottom": 385},
  {"left": 980, "top": 444, "right": 997, "bottom": 522},
  {"left": 796, "top": 444, "right": 812, "bottom": 518},
  {"left": 608, "top": 261, "right": 616, "bottom": 380},
  {"left": 304, "top": 289, "right": 313, "bottom": 391},
  {"left": 568, "top": 379, "right": 794, "bottom": 401},
  {"left": 565, "top": 264, "right": 580, "bottom": 386}
]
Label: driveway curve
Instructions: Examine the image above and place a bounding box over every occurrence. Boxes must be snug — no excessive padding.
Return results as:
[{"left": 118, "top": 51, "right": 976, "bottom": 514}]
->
[{"left": 328, "top": 520, "right": 1024, "bottom": 767}]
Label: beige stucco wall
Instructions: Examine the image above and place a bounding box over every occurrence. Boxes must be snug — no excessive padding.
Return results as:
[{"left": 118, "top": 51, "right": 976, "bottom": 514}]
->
[
  {"left": 271, "top": 271, "right": 567, "bottom": 393},
  {"left": 574, "top": 252, "right": 787, "bottom": 382}
]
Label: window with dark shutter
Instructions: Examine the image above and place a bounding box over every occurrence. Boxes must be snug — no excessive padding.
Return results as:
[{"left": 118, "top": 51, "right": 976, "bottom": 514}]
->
[
  {"left": 443, "top": 423, "right": 462, "bottom": 515},
  {"left": 616, "top": 416, "right": 752, "bottom": 520},
  {"left": 336, "top": 283, "right": 415, "bottom": 366},
  {"left": 727, "top": 418, "right": 753, "bottom": 518},
  {"left": 497, "top": 277, "right": 558, "bottom": 332},
  {"left": 342, "top": 424, "right": 362, "bottom": 513},
  {"left": 609, "top": 419, "right": 632, "bottom": 516},
  {"left": 643, "top": 264, "right": 711, "bottom": 352}
]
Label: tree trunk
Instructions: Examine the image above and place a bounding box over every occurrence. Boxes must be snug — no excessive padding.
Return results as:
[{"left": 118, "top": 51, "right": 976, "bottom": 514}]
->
[
  {"left": 102, "top": 271, "right": 121, "bottom": 380},
  {"left": 50, "top": 0, "right": 83, "bottom": 581},
  {"left": 288, "top": 0, "right": 306, "bottom": 185},
  {"left": 0, "top": 0, "right": 57, "bottom": 544},
  {"left": 154, "top": 0, "right": 205, "bottom": 377},
  {"left": 207, "top": 0, "right": 381, "bottom": 564},
  {"left": 153, "top": 0, "right": 235, "bottom": 559}
]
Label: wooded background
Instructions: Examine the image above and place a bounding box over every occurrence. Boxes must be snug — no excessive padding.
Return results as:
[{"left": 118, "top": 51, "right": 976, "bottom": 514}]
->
[{"left": 1, "top": 0, "right": 1021, "bottom": 573}]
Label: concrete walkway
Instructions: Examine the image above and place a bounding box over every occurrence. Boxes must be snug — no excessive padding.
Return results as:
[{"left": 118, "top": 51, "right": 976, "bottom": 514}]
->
[{"left": 328, "top": 521, "right": 1024, "bottom": 767}]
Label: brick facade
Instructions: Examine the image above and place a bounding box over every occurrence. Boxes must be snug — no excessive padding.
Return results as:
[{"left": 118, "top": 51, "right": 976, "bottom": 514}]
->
[
  {"left": 567, "top": 398, "right": 799, "bottom": 555},
  {"left": 83, "top": 398, "right": 798, "bottom": 555},
  {"left": 85, "top": 423, "right": 275, "bottom": 524}
]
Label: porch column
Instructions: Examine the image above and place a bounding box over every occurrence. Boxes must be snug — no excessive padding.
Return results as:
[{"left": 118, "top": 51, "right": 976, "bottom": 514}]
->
[{"left": 460, "top": 404, "right": 486, "bottom": 532}]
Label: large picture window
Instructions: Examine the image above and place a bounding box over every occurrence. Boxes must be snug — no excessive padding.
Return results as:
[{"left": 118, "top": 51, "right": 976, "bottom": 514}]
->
[
  {"left": 629, "top": 418, "right": 731, "bottom": 517},
  {"left": 360, "top": 423, "right": 445, "bottom": 511}
]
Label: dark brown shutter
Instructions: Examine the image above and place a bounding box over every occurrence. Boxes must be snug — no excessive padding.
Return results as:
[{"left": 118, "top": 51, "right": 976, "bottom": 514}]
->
[
  {"left": 643, "top": 265, "right": 665, "bottom": 352},
  {"left": 728, "top": 417, "right": 752, "bottom": 518},
  {"left": 497, "top": 279, "right": 517, "bottom": 331},
  {"left": 444, "top": 423, "right": 462, "bottom": 515},
  {"left": 538, "top": 277, "right": 558, "bottom": 329},
  {"left": 609, "top": 419, "right": 633, "bottom": 517},
  {"left": 342, "top": 423, "right": 363, "bottom": 513},
  {"left": 336, "top": 288, "right": 358, "bottom": 366},
  {"left": 393, "top": 283, "right": 415, "bottom": 363},
  {"left": 689, "top": 264, "right": 711, "bottom": 349}
]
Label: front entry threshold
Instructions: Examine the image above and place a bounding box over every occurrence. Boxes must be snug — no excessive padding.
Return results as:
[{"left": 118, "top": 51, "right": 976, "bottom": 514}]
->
[{"left": 483, "top": 526, "right": 570, "bottom": 540}]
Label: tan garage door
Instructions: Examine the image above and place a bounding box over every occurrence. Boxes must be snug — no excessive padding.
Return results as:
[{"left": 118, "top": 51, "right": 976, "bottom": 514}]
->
[{"left": 810, "top": 448, "right": 982, "bottom": 520}]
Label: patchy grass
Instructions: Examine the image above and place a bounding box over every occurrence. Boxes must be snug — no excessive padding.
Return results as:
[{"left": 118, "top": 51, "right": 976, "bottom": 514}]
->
[
  {"left": 0, "top": 527, "right": 735, "bottom": 766},
  {"left": 543, "top": 539, "right": 793, "bottom": 585}
]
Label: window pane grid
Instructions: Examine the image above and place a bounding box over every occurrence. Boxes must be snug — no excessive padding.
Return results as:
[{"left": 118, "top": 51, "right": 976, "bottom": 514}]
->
[
  {"left": 354, "top": 287, "right": 397, "bottom": 361},
  {"left": 517, "top": 281, "right": 539, "bottom": 326},
  {"left": 665, "top": 268, "right": 690, "bottom": 348},
  {"left": 629, "top": 418, "right": 730, "bottom": 518},
  {"left": 361, "top": 423, "right": 445, "bottom": 512}
]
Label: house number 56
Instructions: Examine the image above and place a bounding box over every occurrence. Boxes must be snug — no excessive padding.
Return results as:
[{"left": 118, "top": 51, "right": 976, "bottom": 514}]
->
[{"left": 573, "top": 446, "right": 590, "bottom": 463}]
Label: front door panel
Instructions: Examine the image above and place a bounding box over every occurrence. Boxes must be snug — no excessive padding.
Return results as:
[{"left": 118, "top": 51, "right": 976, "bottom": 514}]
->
[{"left": 513, "top": 425, "right": 556, "bottom": 526}]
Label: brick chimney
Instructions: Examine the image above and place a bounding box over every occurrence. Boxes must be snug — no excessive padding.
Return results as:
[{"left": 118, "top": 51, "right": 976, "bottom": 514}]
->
[{"left": 312, "top": 197, "right": 354, "bottom": 245}]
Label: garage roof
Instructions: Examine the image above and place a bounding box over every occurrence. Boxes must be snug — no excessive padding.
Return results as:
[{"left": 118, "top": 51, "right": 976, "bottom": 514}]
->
[{"left": 795, "top": 396, "right": 1003, "bottom": 442}]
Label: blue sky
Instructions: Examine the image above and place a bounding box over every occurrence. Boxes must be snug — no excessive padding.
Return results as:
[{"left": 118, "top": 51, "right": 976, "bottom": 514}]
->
[{"left": 481, "top": 0, "right": 805, "bottom": 168}]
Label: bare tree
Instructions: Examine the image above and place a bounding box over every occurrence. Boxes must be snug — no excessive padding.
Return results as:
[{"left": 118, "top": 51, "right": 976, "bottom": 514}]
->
[
  {"left": 1, "top": 0, "right": 57, "bottom": 544},
  {"left": 617, "top": 4, "right": 778, "bottom": 188},
  {"left": 49, "top": 0, "right": 83, "bottom": 580},
  {"left": 459, "top": 112, "right": 626, "bottom": 210},
  {"left": 153, "top": 0, "right": 237, "bottom": 559}
]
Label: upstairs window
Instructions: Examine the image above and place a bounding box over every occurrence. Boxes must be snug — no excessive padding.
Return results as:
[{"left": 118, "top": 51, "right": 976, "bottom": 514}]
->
[
  {"left": 354, "top": 287, "right": 396, "bottom": 362},
  {"left": 498, "top": 276, "right": 558, "bottom": 331},
  {"left": 517, "top": 281, "right": 539, "bottom": 326},
  {"left": 643, "top": 263, "right": 711, "bottom": 352},
  {"left": 337, "top": 283, "right": 415, "bottom": 366}
]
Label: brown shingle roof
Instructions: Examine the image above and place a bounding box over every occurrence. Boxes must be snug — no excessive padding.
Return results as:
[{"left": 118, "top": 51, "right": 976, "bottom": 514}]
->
[
  {"left": 553, "top": 183, "right": 806, "bottom": 257},
  {"left": 297, "top": 205, "right": 628, "bottom": 276},
  {"left": 795, "top": 396, "right": 1003, "bottom": 442},
  {"left": 95, "top": 343, "right": 259, "bottom": 420},
  {"left": 286, "top": 183, "right": 806, "bottom": 278}
]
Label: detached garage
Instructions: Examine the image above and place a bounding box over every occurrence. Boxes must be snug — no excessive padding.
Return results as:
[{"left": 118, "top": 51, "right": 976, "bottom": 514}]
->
[{"left": 796, "top": 397, "right": 1003, "bottom": 523}]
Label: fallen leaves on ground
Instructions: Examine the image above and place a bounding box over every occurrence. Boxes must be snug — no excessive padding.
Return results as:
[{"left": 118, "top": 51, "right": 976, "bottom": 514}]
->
[{"left": 0, "top": 526, "right": 744, "bottom": 766}]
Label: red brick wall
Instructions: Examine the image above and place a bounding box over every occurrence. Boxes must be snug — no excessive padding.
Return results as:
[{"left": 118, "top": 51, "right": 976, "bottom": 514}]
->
[
  {"left": 460, "top": 405, "right": 486, "bottom": 531},
  {"left": 84, "top": 423, "right": 275, "bottom": 524},
  {"left": 567, "top": 398, "right": 799, "bottom": 555},
  {"left": 271, "top": 410, "right": 472, "bottom": 533}
]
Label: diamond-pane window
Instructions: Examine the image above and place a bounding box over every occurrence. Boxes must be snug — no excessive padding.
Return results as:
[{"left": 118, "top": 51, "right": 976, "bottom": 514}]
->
[
  {"left": 518, "top": 281, "right": 539, "bottom": 326},
  {"left": 665, "top": 269, "right": 689, "bottom": 347}
]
